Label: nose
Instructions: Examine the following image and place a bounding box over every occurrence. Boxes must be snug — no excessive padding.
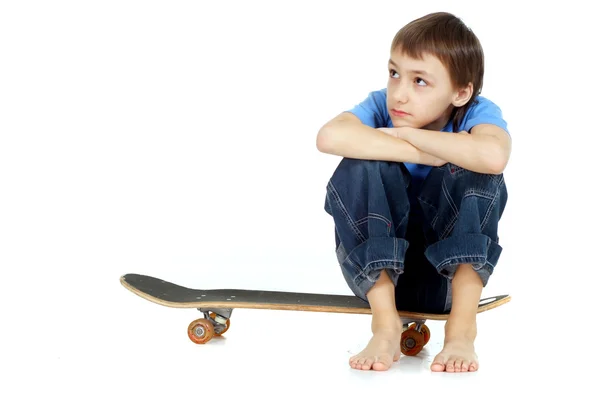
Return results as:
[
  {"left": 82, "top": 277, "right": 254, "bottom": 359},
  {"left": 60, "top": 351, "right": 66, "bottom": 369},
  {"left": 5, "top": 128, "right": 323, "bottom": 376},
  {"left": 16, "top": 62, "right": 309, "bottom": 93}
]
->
[{"left": 391, "top": 80, "right": 409, "bottom": 104}]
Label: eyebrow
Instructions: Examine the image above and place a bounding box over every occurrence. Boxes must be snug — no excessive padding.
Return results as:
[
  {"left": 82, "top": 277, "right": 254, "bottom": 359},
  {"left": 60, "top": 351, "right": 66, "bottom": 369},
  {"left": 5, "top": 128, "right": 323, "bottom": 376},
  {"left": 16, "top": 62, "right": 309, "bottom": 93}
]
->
[{"left": 388, "top": 59, "right": 432, "bottom": 77}]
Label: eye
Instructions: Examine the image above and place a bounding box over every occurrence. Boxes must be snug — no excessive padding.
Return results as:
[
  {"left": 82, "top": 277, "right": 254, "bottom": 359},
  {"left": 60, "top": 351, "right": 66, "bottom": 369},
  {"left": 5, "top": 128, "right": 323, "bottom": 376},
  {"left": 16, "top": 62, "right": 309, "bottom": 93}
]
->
[
  {"left": 415, "top": 77, "right": 427, "bottom": 86},
  {"left": 389, "top": 69, "right": 399, "bottom": 78}
]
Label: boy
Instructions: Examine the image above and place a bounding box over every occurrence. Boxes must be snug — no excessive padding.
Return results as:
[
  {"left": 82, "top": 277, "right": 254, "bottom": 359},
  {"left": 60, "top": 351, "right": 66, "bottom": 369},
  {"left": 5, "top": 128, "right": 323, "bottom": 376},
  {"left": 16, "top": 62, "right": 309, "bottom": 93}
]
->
[{"left": 316, "top": 12, "right": 511, "bottom": 373}]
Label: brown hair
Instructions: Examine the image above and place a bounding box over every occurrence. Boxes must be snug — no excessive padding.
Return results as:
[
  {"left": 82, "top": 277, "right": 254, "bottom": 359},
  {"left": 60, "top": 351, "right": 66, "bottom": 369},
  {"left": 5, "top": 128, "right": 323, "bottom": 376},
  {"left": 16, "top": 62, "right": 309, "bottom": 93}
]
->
[{"left": 390, "top": 12, "right": 484, "bottom": 132}]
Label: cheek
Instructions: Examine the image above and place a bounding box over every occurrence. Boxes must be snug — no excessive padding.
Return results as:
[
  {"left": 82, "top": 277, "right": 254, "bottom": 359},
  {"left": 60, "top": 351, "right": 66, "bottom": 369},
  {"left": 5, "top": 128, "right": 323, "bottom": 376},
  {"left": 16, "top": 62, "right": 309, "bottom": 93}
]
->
[{"left": 421, "top": 91, "right": 451, "bottom": 111}]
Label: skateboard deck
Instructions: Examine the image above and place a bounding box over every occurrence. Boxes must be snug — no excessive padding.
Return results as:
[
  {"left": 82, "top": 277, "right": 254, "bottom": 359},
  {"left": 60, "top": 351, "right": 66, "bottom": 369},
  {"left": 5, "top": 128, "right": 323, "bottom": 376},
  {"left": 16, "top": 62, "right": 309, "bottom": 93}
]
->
[{"left": 120, "top": 273, "right": 510, "bottom": 356}]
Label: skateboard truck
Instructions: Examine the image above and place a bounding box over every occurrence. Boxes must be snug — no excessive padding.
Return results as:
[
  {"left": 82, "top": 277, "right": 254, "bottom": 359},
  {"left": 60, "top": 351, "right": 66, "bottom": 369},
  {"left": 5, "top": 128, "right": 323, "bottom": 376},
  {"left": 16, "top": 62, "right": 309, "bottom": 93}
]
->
[{"left": 198, "top": 307, "right": 232, "bottom": 325}]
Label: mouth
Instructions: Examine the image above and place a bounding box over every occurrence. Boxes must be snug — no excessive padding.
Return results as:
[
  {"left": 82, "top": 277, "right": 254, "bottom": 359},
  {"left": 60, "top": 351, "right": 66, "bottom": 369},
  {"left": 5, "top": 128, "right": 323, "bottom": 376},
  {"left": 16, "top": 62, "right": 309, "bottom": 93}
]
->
[{"left": 390, "top": 109, "right": 409, "bottom": 117}]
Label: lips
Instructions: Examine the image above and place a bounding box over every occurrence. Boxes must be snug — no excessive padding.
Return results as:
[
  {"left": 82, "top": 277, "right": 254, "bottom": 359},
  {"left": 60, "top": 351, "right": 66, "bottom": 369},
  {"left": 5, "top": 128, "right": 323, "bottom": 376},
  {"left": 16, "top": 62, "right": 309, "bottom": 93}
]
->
[{"left": 391, "top": 109, "right": 409, "bottom": 117}]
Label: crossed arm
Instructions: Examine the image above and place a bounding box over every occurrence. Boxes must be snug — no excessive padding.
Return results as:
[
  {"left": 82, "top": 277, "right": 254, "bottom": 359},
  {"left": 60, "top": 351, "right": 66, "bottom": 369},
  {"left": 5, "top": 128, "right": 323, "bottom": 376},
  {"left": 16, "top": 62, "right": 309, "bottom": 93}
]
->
[
  {"left": 381, "top": 125, "right": 512, "bottom": 174},
  {"left": 316, "top": 112, "right": 511, "bottom": 175}
]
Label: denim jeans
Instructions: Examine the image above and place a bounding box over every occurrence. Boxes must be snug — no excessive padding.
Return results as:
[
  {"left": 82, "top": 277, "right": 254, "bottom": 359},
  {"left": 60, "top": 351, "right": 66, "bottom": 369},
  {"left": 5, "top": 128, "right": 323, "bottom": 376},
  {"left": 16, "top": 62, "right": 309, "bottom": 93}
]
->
[{"left": 324, "top": 158, "right": 508, "bottom": 313}]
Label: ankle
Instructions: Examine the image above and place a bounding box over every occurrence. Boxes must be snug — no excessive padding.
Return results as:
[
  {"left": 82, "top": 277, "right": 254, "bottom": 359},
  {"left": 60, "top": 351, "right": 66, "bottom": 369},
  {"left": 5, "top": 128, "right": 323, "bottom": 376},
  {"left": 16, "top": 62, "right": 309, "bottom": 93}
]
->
[
  {"left": 444, "top": 318, "right": 477, "bottom": 340},
  {"left": 371, "top": 315, "right": 403, "bottom": 333},
  {"left": 365, "top": 271, "right": 397, "bottom": 312}
]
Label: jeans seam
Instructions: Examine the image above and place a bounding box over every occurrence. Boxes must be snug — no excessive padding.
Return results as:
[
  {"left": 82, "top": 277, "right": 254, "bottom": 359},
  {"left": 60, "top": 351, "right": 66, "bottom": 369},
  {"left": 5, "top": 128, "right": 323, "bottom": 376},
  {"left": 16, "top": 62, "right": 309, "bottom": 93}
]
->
[
  {"left": 356, "top": 260, "right": 403, "bottom": 283},
  {"left": 480, "top": 175, "right": 503, "bottom": 230},
  {"left": 417, "top": 196, "right": 438, "bottom": 232},
  {"left": 327, "top": 181, "right": 366, "bottom": 243},
  {"left": 356, "top": 213, "right": 392, "bottom": 235},
  {"left": 394, "top": 212, "right": 408, "bottom": 234},
  {"left": 437, "top": 255, "right": 486, "bottom": 270},
  {"left": 439, "top": 180, "right": 459, "bottom": 239},
  {"left": 442, "top": 180, "right": 459, "bottom": 216},
  {"left": 346, "top": 257, "right": 360, "bottom": 272},
  {"left": 464, "top": 189, "right": 495, "bottom": 200},
  {"left": 417, "top": 196, "right": 436, "bottom": 208},
  {"left": 440, "top": 214, "right": 457, "bottom": 240},
  {"left": 365, "top": 213, "right": 391, "bottom": 225}
]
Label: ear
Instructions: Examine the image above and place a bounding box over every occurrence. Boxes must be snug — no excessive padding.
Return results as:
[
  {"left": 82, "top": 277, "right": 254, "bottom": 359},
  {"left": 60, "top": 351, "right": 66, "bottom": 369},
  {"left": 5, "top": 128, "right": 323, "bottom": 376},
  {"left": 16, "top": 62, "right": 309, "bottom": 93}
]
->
[{"left": 452, "top": 82, "right": 473, "bottom": 107}]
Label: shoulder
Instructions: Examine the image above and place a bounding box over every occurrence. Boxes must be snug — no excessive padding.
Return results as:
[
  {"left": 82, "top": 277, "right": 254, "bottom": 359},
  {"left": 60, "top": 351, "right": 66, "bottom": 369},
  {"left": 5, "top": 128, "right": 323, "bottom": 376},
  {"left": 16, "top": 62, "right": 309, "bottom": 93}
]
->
[
  {"left": 344, "top": 88, "right": 389, "bottom": 128},
  {"left": 469, "top": 96, "right": 504, "bottom": 116},
  {"left": 356, "top": 88, "right": 387, "bottom": 105},
  {"left": 461, "top": 96, "right": 509, "bottom": 135}
]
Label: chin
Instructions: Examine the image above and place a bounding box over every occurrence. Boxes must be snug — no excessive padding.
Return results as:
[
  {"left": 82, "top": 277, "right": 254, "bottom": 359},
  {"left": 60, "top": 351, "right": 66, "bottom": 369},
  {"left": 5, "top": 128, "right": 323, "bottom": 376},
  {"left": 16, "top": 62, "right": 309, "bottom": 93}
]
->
[{"left": 392, "top": 121, "right": 416, "bottom": 129}]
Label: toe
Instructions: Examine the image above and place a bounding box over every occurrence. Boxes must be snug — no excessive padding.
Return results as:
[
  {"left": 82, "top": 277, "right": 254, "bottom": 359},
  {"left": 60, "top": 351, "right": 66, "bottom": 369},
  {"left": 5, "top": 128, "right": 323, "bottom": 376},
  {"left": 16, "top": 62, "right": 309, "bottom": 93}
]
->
[
  {"left": 372, "top": 356, "right": 391, "bottom": 371},
  {"left": 446, "top": 357, "right": 457, "bottom": 372},
  {"left": 372, "top": 363, "right": 388, "bottom": 371},
  {"left": 453, "top": 359, "right": 462, "bottom": 372},
  {"left": 469, "top": 362, "right": 478, "bottom": 372},
  {"left": 362, "top": 358, "right": 374, "bottom": 370},
  {"left": 454, "top": 361, "right": 463, "bottom": 372},
  {"left": 458, "top": 360, "right": 468, "bottom": 372},
  {"left": 431, "top": 354, "right": 447, "bottom": 372},
  {"left": 431, "top": 362, "right": 445, "bottom": 372}
]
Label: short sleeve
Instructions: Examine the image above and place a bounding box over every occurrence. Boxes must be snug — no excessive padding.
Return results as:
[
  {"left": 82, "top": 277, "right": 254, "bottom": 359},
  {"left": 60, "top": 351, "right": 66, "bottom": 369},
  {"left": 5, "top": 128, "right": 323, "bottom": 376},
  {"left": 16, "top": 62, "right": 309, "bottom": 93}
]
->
[
  {"left": 345, "top": 89, "right": 388, "bottom": 128},
  {"left": 463, "top": 97, "right": 509, "bottom": 135}
]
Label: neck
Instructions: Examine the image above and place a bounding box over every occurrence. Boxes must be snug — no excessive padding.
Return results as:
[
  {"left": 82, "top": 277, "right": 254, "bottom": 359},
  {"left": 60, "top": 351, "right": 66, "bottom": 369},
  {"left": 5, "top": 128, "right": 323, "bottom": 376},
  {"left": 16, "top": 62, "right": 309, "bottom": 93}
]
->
[{"left": 424, "top": 106, "right": 454, "bottom": 131}]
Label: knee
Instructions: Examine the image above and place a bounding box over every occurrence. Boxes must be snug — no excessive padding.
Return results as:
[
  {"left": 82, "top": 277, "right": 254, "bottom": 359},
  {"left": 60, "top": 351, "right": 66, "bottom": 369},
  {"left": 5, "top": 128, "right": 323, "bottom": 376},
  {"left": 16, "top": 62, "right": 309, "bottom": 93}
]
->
[
  {"left": 421, "top": 163, "right": 507, "bottom": 203},
  {"left": 445, "top": 164, "right": 508, "bottom": 227},
  {"left": 446, "top": 163, "right": 503, "bottom": 181},
  {"left": 331, "top": 158, "right": 409, "bottom": 187},
  {"left": 444, "top": 164, "right": 506, "bottom": 197},
  {"left": 335, "top": 158, "right": 387, "bottom": 174},
  {"left": 418, "top": 164, "right": 507, "bottom": 234}
]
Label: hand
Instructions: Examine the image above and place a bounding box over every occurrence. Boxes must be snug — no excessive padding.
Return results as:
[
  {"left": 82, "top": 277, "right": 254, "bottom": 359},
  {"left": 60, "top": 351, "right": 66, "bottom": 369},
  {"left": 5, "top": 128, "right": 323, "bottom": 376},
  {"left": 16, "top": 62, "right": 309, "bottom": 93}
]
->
[
  {"left": 376, "top": 127, "right": 399, "bottom": 138},
  {"left": 417, "top": 151, "right": 448, "bottom": 167},
  {"left": 377, "top": 126, "right": 412, "bottom": 140},
  {"left": 378, "top": 126, "right": 446, "bottom": 166},
  {"left": 431, "top": 156, "right": 448, "bottom": 167}
]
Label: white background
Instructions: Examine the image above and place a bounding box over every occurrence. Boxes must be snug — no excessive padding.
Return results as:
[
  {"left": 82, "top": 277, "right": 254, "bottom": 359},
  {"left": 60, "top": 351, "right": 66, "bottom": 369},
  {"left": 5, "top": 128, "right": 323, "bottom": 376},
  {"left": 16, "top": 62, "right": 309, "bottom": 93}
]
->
[{"left": 1, "top": 0, "right": 597, "bottom": 398}]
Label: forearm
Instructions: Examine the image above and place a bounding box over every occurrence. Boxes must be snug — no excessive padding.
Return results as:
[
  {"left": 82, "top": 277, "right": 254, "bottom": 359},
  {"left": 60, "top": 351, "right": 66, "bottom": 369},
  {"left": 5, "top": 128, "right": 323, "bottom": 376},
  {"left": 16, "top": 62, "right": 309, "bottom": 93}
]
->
[
  {"left": 402, "top": 128, "right": 503, "bottom": 174},
  {"left": 317, "top": 120, "right": 442, "bottom": 165}
]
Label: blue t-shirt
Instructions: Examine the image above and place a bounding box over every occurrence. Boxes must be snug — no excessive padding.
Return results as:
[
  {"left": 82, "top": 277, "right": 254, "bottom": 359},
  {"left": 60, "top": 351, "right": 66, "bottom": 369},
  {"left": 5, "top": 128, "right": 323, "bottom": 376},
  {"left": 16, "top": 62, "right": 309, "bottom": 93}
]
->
[{"left": 345, "top": 88, "right": 509, "bottom": 219}]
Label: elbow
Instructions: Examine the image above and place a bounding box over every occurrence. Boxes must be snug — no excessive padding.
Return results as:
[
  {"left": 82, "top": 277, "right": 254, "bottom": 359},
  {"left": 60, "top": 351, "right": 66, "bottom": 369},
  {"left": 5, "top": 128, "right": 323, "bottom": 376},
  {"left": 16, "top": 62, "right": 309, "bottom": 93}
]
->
[
  {"left": 316, "top": 125, "right": 335, "bottom": 153},
  {"left": 488, "top": 161, "right": 506, "bottom": 175},
  {"left": 487, "top": 134, "right": 512, "bottom": 175},
  {"left": 487, "top": 150, "right": 509, "bottom": 175}
]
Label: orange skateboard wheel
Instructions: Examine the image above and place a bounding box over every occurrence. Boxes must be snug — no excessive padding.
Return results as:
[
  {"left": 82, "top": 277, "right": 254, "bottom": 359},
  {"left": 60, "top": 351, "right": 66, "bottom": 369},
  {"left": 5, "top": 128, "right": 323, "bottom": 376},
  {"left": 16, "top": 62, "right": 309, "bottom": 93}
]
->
[
  {"left": 187, "top": 318, "right": 215, "bottom": 344},
  {"left": 401, "top": 328, "right": 425, "bottom": 356},
  {"left": 408, "top": 323, "right": 431, "bottom": 345}
]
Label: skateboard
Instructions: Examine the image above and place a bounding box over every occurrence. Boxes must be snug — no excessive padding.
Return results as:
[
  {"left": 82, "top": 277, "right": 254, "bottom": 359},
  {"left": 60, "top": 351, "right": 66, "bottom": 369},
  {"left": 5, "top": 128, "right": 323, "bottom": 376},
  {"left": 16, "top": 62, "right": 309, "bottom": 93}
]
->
[{"left": 120, "top": 273, "right": 511, "bottom": 356}]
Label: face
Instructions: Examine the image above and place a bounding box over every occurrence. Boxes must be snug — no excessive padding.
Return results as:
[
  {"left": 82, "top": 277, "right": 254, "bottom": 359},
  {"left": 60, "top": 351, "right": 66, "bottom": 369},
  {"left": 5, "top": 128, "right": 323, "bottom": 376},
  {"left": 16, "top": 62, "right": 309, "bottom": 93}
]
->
[{"left": 386, "top": 46, "right": 472, "bottom": 131}]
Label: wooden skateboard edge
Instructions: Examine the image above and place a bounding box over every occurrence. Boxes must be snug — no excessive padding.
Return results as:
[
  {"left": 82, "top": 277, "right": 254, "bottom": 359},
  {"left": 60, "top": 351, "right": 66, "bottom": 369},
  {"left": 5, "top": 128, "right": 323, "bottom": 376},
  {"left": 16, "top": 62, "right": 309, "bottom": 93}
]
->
[
  {"left": 120, "top": 275, "right": 511, "bottom": 321},
  {"left": 120, "top": 274, "right": 376, "bottom": 314}
]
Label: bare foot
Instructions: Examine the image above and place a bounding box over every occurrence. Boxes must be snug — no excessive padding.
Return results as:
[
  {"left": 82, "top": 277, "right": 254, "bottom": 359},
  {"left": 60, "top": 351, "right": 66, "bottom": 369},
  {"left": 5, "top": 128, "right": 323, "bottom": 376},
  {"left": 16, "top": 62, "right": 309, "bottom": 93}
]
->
[
  {"left": 349, "top": 320, "right": 403, "bottom": 371},
  {"left": 431, "top": 322, "right": 478, "bottom": 372}
]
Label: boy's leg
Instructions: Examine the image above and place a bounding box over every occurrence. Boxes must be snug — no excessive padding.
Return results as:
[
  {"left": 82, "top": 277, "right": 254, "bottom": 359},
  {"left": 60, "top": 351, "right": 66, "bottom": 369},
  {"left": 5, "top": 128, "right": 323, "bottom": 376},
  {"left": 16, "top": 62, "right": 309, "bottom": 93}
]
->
[
  {"left": 417, "top": 163, "right": 508, "bottom": 372},
  {"left": 394, "top": 209, "right": 450, "bottom": 314},
  {"left": 324, "top": 158, "right": 412, "bottom": 371}
]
